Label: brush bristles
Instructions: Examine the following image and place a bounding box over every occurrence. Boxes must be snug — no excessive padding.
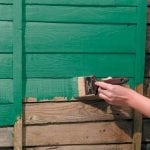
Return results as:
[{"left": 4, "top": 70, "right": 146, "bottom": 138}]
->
[{"left": 78, "top": 77, "right": 86, "bottom": 97}]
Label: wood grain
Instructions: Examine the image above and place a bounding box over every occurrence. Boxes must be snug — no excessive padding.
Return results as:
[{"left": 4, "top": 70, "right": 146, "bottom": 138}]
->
[
  {"left": 0, "top": 5, "right": 12, "bottom": 21},
  {"left": 0, "top": 79, "right": 13, "bottom": 104},
  {"left": 25, "top": 0, "right": 137, "bottom": 6},
  {"left": 132, "top": 84, "right": 143, "bottom": 150},
  {"left": 0, "top": 0, "right": 139, "bottom": 5},
  {"left": 25, "top": 101, "right": 132, "bottom": 125},
  {"left": 26, "top": 144, "right": 132, "bottom": 150},
  {"left": 25, "top": 54, "right": 135, "bottom": 78},
  {"left": 25, "top": 23, "right": 136, "bottom": 53},
  {"left": 25, "top": 121, "right": 132, "bottom": 146},
  {"left": 26, "top": 5, "right": 137, "bottom": 23},
  {"left": 0, "top": 127, "right": 13, "bottom": 147},
  {"left": 0, "top": 54, "right": 12, "bottom": 78},
  {"left": 0, "top": 22, "right": 12, "bottom": 52},
  {"left": 0, "top": 104, "right": 16, "bottom": 126},
  {"left": 0, "top": 0, "right": 12, "bottom": 4}
]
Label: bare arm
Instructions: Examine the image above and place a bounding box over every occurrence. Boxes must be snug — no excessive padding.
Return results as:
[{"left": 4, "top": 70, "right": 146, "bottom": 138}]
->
[{"left": 95, "top": 82, "right": 150, "bottom": 117}]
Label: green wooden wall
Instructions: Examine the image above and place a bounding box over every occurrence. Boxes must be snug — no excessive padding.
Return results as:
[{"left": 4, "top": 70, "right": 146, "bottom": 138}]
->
[{"left": 0, "top": 0, "right": 147, "bottom": 126}]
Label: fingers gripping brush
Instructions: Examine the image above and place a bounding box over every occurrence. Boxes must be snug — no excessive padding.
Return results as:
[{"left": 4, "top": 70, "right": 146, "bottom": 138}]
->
[{"left": 78, "top": 75, "right": 129, "bottom": 98}]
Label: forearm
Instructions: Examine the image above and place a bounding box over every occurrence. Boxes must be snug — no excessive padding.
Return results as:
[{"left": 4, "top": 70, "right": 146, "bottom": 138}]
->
[{"left": 128, "top": 90, "right": 150, "bottom": 117}]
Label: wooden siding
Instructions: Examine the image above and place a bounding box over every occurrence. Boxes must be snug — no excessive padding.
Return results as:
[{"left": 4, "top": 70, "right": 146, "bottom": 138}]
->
[{"left": 0, "top": 0, "right": 149, "bottom": 149}]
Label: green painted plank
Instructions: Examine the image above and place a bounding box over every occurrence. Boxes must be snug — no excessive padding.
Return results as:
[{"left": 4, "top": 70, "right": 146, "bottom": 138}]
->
[
  {"left": 134, "top": 0, "right": 147, "bottom": 84},
  {"left": 26, "top": 0, "right": 137, "bottom": 6},
  {"left": 25, "top": 23, "right": 136, "bottom": 53},
  {"left": 0, "top": 54, "right": 12, "bottom": 78},
  {"left": 0, "top": 79, "right": 13, "bottom": 104},
  {"left": 0, "top": 104, "right": 16, "bottom": 126},
  {"left": 13, "top": 0, "right": 23, "bottom": 121},
  {"left": 25, "top": 78, "right": 135, "bottom": 100},
  {"left": 26, "top": 54, "right": 135, "bottom": 78},
  {"left": 26, "top": 5, "right": 137, "bottom": 24},
  {"left": 25, "top": 78, "right": 78, "bottom": 100},
  {"left": 0, "top": 22, "right": 12, "bottom": 52},
  {"left": 0, "top": 0, "right": 12, "bottom": 4},
  {"left": 0, "top": 5, "right": 12, "bottom": 20}
]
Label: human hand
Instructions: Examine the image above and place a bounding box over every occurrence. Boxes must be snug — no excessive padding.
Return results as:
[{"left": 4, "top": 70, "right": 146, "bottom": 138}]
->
[{"left": 95, "top": 81, "right": 135, "bottom": 106}]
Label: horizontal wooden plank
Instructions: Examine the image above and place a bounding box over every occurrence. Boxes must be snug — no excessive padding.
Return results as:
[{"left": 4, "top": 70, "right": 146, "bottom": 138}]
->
[
  {"left": 143, "top": 120, "right": 150, "bottom": 142},
  {"left": 25, "top": 78, "right": 135, "bottom": 100},
  {"left": 0, "top": 79, "right": 13, "bottom": 104},
  {"left": 0, "top": 54, "right": 12, "bottom": 78},
  {"left": 25, "top": 121, "right": 133, "bottom": 146},
  {"left": 0, "top": 22, "right": 12, "bottom": 52},
  {"left": 0, "top": 104, "right": 16, "bottom": 126},
  {"left": 0, "top": 5, "right": 12, "bottom": 21},
  {"left": 0, "top": 0, "right": 138, "bottom": 5},
  {"left": 25, "top": 101, "right": 132, "bottom": 125},
  {"left": 25, "top": 23, "right": 136, "bottom": 53},
  {"left": 0, "top": 127, "right": 13, "bottom": 147},
  {"left": 26, "top": 54, "right": 135, "bottom": 78},
  {"left": 25, "top": 0, "right": 137, "bottom": 6},
  {"left": 0, "top": 0, "right": 12, "bottom": 4},
  {"left": 26, "top": 5, "right": 137, "bottom": 24},
  {"left": 25, "top": 144, "right": 132, "bottom": 150}
]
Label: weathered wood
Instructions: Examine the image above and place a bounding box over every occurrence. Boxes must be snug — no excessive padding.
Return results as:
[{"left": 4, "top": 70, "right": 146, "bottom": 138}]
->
[
  {"left": 26, "top": 144, "right": 132, "bottom": 150},
  {"left": 25, "top": 121, "right": 132, "bottom": 146},
  {"left": 25, "top": 101, "right": 132, "bottom": 125},
  {"left": 0, "top": 127, "right": 13, "bottom": 147},
  {"left": 132, "top": 84, "right": 143, "bottom": 150},
  {"left": 13, "top": 118, "right": 22, "bottom": 150},
  {"left": 25, "top": 23, "right": 136, "bottom": 53}
]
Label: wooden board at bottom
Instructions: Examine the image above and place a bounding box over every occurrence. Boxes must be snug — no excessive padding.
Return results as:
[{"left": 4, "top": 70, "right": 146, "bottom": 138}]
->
[
  {"left": 25, "top": 121, "right": 132, "bottom": 146},
  {"left": 25, "top": 144, "right": 132, "bottom": 150},
  {"left": 0, "top": 127, "right": 13, "bottom": 147}
]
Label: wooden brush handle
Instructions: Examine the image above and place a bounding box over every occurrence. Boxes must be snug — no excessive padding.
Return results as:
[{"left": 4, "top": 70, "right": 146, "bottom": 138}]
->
[{"left": 102, "top": 78, "right": 129, "bottom": 85}]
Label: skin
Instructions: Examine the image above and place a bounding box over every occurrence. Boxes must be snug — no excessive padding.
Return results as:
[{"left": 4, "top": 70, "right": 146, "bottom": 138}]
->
[{"left": 95, "top": 81, "right": 150, "bottom": 117}]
